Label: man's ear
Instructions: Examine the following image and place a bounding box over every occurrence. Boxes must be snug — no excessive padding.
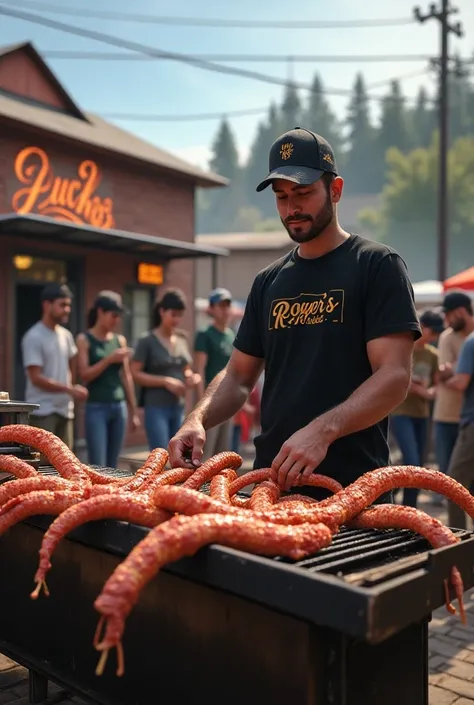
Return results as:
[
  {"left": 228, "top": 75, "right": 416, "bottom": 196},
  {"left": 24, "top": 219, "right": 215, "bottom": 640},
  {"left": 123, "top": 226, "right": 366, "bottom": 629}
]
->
[{"left": 331, "top": 176, "right": 344, "bottom": 204}]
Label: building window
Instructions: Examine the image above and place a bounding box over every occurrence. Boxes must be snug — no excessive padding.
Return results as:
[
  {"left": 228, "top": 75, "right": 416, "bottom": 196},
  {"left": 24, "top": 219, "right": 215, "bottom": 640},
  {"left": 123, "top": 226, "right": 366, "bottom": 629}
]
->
[{"left": 123, "top": 287, "right": 154, "bottom": 345}]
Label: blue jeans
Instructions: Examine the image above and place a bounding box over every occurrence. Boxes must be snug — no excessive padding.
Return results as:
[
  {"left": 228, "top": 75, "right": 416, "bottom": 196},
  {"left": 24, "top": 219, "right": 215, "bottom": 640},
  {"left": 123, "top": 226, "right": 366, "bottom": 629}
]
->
[
  {"left": 144, "top": 405, "right": 184, "bottom": 451},
  {"left": 390, "top": 415, "right": 428, "bottom": 508},
  {"left": 85, "top": 401, "right": 128, "bottom": 469},
  {"left": 435, "top": 421, "right": 459, "bottom": 475}
]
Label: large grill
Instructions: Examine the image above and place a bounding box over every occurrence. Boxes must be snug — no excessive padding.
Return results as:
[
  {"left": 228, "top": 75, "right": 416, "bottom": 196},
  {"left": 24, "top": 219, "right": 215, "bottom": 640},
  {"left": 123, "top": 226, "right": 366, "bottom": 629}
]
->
[{"left": 0, "top": 400, "right": 472, "bottom": 704}]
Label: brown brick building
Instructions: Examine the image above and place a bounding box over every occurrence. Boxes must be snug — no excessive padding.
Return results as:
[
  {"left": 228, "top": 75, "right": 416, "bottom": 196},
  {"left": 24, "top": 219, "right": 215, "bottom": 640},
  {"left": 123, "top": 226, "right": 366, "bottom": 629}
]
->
[{"left": 0, "top": 41, "right": 227, "bottom": 447}]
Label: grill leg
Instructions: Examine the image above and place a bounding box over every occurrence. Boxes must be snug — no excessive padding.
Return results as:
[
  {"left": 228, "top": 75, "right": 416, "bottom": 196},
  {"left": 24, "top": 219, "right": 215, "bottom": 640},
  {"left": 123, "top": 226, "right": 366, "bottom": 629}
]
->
[
  {"left": 318, "top": 618, "right": 429, "bottom": 705},
  {"left": 28, "top": 669, "right": 48, "bottom": 703}
]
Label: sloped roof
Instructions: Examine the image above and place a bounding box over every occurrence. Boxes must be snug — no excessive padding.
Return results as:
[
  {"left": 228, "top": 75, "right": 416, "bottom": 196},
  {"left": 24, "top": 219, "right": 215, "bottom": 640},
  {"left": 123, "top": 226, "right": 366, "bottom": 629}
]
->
[
  {"left": 0, "top": 42, "right": 227, "bottom": 188},
  {"left": 0, "top": 41, "right": 86, "bottom": 119}
]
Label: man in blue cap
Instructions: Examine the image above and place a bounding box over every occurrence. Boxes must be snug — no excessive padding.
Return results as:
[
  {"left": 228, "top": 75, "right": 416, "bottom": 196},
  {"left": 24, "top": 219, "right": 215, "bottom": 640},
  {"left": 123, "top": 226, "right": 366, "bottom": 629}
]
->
[
  {"left": 170, "top": 128, "right": 420, "bottom": 499},
  {"left": 194, "top": 288, "right": 235, "bottom": 460}
]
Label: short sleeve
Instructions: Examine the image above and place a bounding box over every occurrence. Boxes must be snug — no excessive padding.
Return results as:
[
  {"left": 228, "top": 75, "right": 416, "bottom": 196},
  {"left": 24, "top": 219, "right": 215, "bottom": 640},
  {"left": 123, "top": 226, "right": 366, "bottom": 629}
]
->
[
  {"left": 194, "top": 330, "right": 209, "bottom": 355},
  {"left": 233, "top": 276, "right": 265, "bottom": 358},
  {"left": 178, "top": 336, "right": 193, "bottom": 366},
  {"left": 456, "top": 338, "right": 474, "bottom": 376},
  {"left": 364, "top": 253, "right": 421, "bottom": 343},
  {"left": 67, "top": 331, "right": 77, "bottom": 359},
  {"left": 437, "top": 331, "right": 455, "bottom": 365},
  {"left": 21, "top": 332, "right": 43, "bottom": 369},
  {"left": 133, "top": 335, "right": 150, "bottom": 365}
]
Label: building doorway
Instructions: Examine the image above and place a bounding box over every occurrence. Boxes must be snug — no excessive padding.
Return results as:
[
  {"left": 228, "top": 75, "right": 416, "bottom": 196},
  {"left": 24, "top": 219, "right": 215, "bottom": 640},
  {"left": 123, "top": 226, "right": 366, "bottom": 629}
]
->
[{"left": 12, "top": 254, "right": 83, "bottom": 400}]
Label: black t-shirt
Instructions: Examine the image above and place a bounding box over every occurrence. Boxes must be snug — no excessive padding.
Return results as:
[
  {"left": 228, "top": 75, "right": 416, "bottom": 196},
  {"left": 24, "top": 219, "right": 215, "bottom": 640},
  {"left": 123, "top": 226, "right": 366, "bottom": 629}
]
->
[{"left": 234, "top": 234, "right": 421, "bottom": 490}]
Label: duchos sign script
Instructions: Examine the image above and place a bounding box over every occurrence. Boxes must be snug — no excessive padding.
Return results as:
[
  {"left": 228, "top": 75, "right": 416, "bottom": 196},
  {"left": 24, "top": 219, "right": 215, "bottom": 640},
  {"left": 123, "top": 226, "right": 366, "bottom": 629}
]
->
[{"left": 11, "top": 146, "right": 115, "bottom": 229}]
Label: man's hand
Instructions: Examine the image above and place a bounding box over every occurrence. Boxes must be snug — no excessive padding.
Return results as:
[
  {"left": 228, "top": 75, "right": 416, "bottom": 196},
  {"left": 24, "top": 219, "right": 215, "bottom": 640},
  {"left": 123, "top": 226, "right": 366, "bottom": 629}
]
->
[
  {"left": 69, "top": 384, "right": 88, "bottom": 402},
  {"left": 272, "top": 420, "right": 336, "bottom": 491},
  {"left": 168, "top": 419, "right": 206, "bottom": 468},
  {"left": 438, "top": 362, "right": 454, "bottom": 382}
]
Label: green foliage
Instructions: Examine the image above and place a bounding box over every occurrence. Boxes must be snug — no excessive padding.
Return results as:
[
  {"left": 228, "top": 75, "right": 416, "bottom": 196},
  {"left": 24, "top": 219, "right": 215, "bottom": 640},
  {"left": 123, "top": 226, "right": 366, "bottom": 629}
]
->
[
  {"left": 359, "top": 134, "right": 474, "bottom": 278},
  {"left": 197, "top": 62, "right": 474, "bottom": 259}
]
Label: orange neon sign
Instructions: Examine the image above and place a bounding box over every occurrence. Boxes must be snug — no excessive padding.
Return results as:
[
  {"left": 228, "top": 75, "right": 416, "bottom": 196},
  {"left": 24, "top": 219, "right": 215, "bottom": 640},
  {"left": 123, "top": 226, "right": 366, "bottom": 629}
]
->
[
  {"left": 11, "top": 146, "right": 115, "bottom": 229},
  {"left": 137, "top": 262, "right": 164, "bottom": 285}
]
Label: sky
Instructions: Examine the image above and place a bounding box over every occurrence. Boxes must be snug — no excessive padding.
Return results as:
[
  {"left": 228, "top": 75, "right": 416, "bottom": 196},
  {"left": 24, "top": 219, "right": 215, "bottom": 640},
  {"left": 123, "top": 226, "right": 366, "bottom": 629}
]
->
[{"left": 0, "top": 0, "right": 473, "bottom": 172}]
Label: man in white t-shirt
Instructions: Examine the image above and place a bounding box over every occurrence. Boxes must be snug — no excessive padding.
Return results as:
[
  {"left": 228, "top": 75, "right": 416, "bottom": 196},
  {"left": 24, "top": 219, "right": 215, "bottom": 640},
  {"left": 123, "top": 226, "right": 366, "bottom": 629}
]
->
[
  {"left": 434, "top": 291, "right": 474, "bottom": 495},
  {"left": 21, "top": 283, "right": 88, "bottom": 448}
]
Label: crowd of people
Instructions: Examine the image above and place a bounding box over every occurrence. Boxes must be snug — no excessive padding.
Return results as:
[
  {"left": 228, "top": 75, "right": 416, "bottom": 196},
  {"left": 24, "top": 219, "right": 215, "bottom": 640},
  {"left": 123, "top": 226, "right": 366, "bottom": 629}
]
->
[
  {"left": 390, "top": 291, "right": 474, "bottom": 528},
  {"left": 19, "top": 278, "right": 474, "bottom": 527},
  {"left": 21, "top": 282, "right": 259, "bottom": 470}
]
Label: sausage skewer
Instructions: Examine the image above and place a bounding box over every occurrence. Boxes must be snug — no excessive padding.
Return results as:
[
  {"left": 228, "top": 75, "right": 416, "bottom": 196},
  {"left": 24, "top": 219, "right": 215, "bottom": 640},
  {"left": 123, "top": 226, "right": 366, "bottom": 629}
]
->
[
  {"left": 32, "top": 466, "right": 196, "bottom": 596},
  {"left": 31, "top": 495, "right": 171, "bottom": 599},
  {"left": 93, "top": 514, "right": 334, "bottom": 676},
  {"left": 182, "top": 452, "right": 242, "bottom": 490},
  {"left": 349, "top": 504, "right": 466, "bottom": 622},
  {"left": 0, "top": 426, "right": 90, "bottom": 485},
  {"left": 0, "top": 476, "right": 76, "bottom": 512},
  {"left": 210, "top": 469, "right": 238, "bottom": 504},
  {"left": 0, "top": 455, "right": 39, "bottom": 479}
]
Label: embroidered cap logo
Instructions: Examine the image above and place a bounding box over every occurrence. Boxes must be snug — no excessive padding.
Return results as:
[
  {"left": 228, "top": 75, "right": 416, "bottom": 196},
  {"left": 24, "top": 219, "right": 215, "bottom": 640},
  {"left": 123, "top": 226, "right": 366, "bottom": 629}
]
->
[
  {"left": 280, "top": 142, "right": 294, "bottom": 161},
  {"left": 322, "top": 153, "right": 333, "bottom": 165}
]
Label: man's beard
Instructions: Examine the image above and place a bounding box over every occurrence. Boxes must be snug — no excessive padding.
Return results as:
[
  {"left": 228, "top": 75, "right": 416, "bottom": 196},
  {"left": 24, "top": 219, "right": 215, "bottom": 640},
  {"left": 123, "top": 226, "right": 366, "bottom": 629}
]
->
[
  {"left": 452, "top": 318, "right": 466, "bottom": 332},
  {"left": 282, "top": 193, "right": 334, "bottom": 244}
]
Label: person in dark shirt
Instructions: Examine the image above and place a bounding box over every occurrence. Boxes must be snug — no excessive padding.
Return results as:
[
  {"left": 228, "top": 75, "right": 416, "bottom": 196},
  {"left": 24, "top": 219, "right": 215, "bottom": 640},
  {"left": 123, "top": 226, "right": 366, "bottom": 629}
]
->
[{"left": 169, "top": 127, "right": 421, "bottom": 498}]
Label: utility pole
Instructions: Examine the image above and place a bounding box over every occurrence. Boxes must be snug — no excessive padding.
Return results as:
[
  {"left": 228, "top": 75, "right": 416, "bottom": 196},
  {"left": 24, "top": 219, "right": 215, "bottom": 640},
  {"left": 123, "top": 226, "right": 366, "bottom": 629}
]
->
[{"left": 413, "top": 1, "right": 463, "bottom": 282}]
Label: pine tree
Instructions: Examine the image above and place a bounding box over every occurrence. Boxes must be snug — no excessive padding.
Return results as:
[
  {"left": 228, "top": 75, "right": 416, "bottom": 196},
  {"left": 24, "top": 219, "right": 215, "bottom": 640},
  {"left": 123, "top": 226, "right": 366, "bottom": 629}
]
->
[
  {"left": 410, "top": 86, "right": 436, "bottom": 148},
  {"left": 344, "top": 73, "right": 377, "bottom": 194},
  {"left": 242, "top": 103, "right": 283, "bottom": 218},
  {"left": 302, "top": 73, "right": 343, "bottom": 157},
  {"left": 374, "top": 80, "right": 411, "bottom": 188},
  {"left": 209, "top": 118, "right": 239, "bottom": 181},
  {"left": 378, "top": 80, "right": 410, "bottom": 153},
  {"left": 449, "top": 66, "right": 474, "bottom": 141},
  {"left": 202, "top": 118, "right": 242, "bottom": 233},
  {"left": 280, "top": 82, "right": 302, "bottom": 132}
]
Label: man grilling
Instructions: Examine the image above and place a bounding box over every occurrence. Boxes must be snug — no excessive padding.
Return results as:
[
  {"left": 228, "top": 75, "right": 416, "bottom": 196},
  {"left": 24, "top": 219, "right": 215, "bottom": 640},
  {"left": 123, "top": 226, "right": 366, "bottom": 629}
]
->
[{"left": 169, "top": 128, "right": 421, "bottom": 497}]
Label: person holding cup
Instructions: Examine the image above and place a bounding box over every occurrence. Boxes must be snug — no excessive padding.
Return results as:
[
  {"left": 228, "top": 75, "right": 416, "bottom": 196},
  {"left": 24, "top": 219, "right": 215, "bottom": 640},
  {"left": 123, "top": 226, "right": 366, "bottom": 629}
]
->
[{"left": 76, "top": 290, "right": 139, "bottom": 468}]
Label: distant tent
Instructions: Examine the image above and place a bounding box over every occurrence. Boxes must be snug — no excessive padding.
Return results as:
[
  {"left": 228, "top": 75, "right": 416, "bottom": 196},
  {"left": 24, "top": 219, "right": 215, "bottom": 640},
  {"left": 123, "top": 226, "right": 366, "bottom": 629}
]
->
[
  {"left": 443, "top": 267, "right": 474, "bottom": 292},
  {"left": 412, "top": 279, "right": 443, "bottom": 304}
]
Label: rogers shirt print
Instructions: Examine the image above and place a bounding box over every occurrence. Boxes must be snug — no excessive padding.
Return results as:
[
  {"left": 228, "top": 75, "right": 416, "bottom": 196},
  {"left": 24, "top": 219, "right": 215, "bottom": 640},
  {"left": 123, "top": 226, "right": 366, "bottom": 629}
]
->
[{"left": 269, "top": 290, "right": 344, "bottom": 330}]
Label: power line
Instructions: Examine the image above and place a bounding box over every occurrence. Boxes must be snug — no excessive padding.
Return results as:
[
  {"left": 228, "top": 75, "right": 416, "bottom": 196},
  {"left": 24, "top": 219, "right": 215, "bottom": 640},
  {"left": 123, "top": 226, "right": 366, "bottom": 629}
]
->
[
  {"left": 101, "top": 107, "right": 270, "bottom": 122},
  {"left": 98, "top": 71, "right": 434, "bottom": 122},
  {"left": 0, "top": 0, "right": 416, "bottom": 28},
  {"left": 39, "top": 51, "right": 439, "bottom": 63},
  {"left": 0, "top": 5, "right": 429, "bottom": 105}
]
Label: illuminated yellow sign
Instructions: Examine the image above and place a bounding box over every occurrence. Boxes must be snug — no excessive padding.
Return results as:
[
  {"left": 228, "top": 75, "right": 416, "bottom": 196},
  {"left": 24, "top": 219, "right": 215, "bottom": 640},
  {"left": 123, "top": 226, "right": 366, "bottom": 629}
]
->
[
  {"left": 137, "top": 262, "right": 164, "bottom": 286},
  {"left": 11, "top": 146, "right": 115, "bottom": 229}
]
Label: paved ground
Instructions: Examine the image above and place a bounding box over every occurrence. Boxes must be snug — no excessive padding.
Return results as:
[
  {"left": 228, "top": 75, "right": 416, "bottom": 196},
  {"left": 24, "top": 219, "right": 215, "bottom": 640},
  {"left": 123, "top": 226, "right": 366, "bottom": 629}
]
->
[{"left": 0, "top": 448, "right": 471, "bottom": 703}]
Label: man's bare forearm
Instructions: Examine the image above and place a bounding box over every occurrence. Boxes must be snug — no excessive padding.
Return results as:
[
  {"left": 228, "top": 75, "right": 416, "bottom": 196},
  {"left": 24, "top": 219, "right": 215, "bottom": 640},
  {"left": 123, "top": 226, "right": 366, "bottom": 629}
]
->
[
  {"left": 314, "top": 365, "right": 410, "bottom": 443},
  {"left": 187, "top": 368, "right": 250, "bottom": 430}
]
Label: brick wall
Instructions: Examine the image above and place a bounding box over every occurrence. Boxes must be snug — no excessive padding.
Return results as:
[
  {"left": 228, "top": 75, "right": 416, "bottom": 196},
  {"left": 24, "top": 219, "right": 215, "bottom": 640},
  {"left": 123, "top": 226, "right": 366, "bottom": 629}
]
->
[{"left": 0, "top": 126, "right": 198, "bottom": 449}]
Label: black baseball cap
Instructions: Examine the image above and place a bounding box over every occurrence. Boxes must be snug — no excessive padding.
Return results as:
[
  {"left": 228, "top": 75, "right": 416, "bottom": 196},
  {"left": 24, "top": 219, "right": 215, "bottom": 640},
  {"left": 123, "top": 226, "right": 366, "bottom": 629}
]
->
[
  {"left": 94, "top": 290, "right": 126, "bottom": 314},
  {"left": 442, "top": 291, "right": 472, "bottom": 313},
  {"left": 256, "top": 127, "right": 338, "bottom": 192},
  {"left": 419, "top": 309, "right": 445, "bottom": 334},
  {"left": 41, "top": 283, "right": 73, "bottom": 302}
]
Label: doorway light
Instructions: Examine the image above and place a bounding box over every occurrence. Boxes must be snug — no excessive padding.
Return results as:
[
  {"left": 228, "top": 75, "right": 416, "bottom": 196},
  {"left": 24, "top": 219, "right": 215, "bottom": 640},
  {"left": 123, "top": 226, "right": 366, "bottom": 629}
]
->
[{"left": 13, "top": 255, "right": 33, "bottom": 271}]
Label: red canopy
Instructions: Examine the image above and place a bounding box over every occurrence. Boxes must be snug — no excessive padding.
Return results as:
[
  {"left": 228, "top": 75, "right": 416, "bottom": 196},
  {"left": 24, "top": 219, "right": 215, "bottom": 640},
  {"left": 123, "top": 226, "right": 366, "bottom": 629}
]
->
[{"left": 443, "top": 266, "right": 474, "bottom": 291}]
